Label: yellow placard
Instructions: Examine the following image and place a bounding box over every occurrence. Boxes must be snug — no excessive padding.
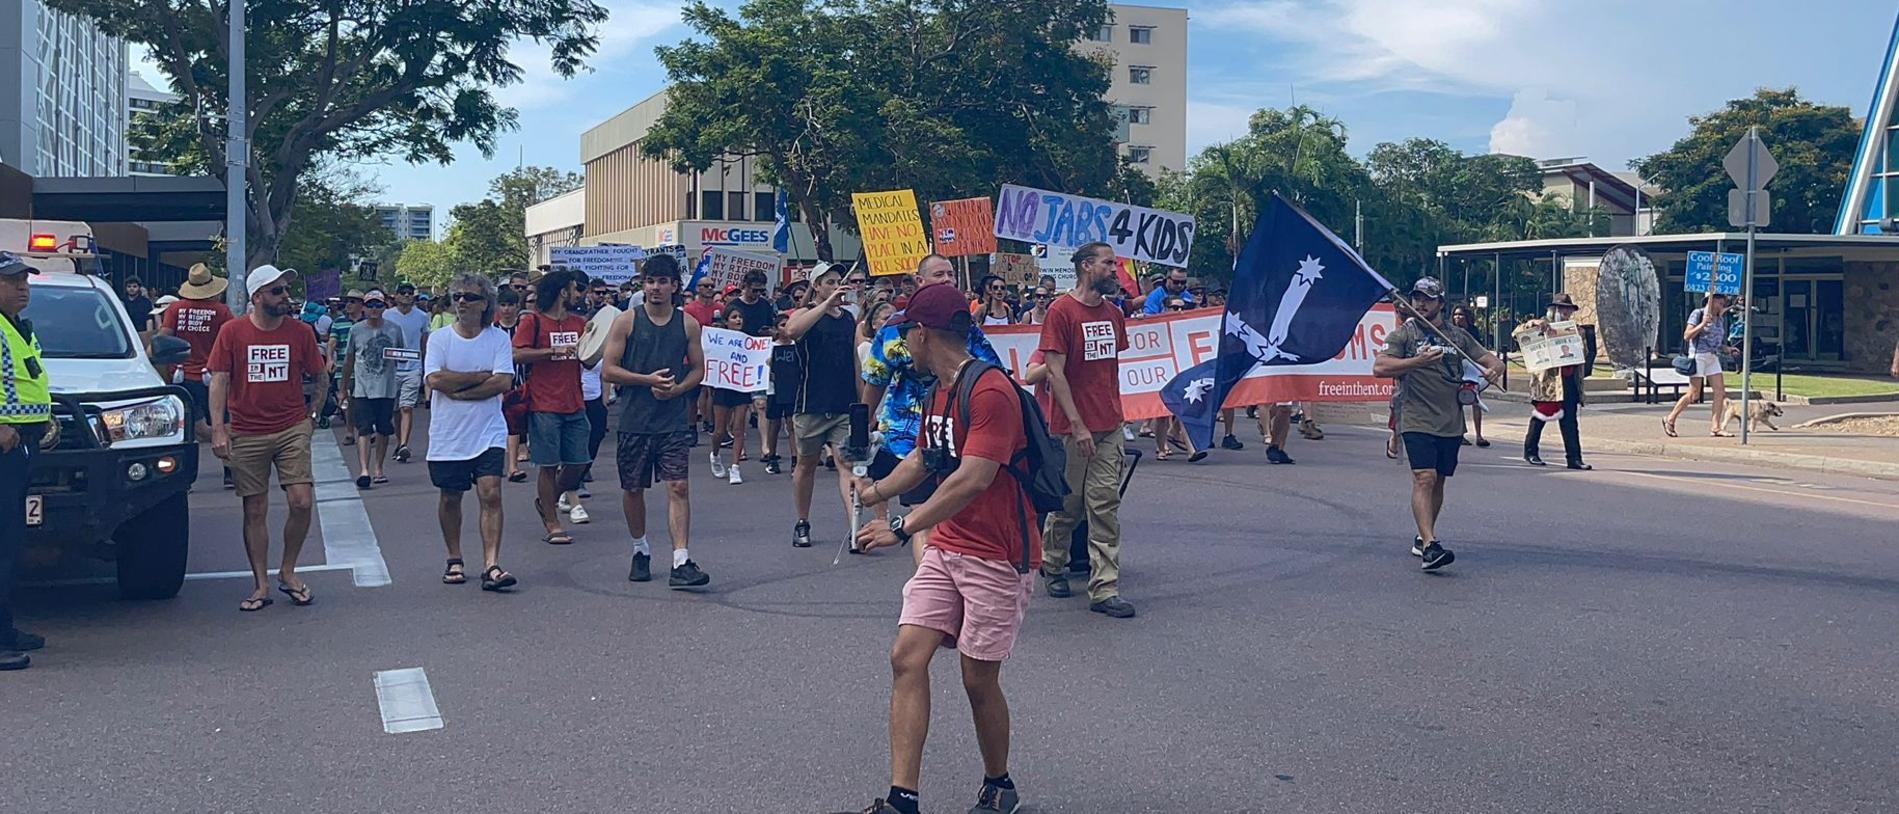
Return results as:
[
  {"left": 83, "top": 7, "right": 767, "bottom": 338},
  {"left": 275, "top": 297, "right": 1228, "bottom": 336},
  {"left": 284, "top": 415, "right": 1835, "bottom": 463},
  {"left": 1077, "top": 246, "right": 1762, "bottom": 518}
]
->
[{"left": 852, "top": 189, "right": 931, "bottom": 276}]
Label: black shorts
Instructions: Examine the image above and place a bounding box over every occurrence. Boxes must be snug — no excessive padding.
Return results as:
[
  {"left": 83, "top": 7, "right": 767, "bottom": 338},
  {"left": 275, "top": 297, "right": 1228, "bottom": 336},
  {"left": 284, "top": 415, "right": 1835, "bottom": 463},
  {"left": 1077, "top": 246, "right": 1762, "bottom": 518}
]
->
[
  {"left": 428, "top": 447, "right": 506, "bottom": 492},
  {"left": 765, "top": 398, "right": 796, "bottom": 421},
  {"left": 1402, "top": 432, "right": 1462, "bottom": 477},
  {"left": 179, "top": 377, "right": 210, "bottom": 426},
  {"left": 712, "top": 387, "right": 753, "bottom": 409},
  {"left": 618, "top": 430, "right": 692, "bottom": 490},
  {"left": 354, "top": 397, "right": 396, "bottom": 436},
  {"left": 869, "top": 447, "right": 937, "bottom": 506}
]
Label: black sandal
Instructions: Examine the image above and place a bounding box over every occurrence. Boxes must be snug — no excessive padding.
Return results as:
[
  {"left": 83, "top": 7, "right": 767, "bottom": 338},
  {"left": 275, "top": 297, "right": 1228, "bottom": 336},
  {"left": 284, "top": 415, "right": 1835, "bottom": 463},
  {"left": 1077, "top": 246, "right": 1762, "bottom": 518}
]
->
[
  {"left": 239, "top": 596, "right": 273, "bottom": 612},
  {"left": 442, "top": 558, "right": 466, "bottom": 584},
  {"left": 481, "top": 565, "right": 517, "bottom": 591},
  {"left": 507, "top": 470, "right": 528, "bottom": 483},
  {"left": 356, "top": 475, "right": 371, "bottom": 488},
  {"left": 277, "top": 581, "right": 314, "bottom": 606}
]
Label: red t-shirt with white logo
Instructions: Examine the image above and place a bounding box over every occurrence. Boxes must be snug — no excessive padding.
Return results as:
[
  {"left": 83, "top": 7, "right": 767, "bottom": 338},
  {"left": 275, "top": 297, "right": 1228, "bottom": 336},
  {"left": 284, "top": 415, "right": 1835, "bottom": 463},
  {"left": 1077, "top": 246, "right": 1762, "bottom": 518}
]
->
[
  {"left": 920, "top": 368, "right": 1041, "bottom": 568},
  {"left": 205, "top": 317, "right": 324, "bottom": 434},
  {"left": 1036, "top": 293, "right": 1128, "bottom": 435},
  {"left": 162, "top": 297, "right": 233, "bottom": 381},
  {"left": 511, "top": 311, "right": 586, "bottom": 415}
]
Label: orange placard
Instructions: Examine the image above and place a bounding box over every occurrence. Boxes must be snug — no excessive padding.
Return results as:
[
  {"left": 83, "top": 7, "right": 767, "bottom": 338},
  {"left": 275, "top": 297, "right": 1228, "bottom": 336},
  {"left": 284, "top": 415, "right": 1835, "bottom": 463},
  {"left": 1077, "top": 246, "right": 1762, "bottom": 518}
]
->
[{"left": 928, "top": 197, "right": 997, "bottom": 257}]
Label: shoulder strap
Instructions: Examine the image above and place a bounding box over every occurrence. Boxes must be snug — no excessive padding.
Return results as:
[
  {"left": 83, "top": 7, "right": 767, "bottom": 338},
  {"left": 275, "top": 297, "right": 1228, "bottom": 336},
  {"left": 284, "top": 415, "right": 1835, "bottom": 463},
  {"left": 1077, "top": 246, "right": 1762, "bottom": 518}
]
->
[{"left": 953, "top": 360, "right": 1036, "bottom": 574}]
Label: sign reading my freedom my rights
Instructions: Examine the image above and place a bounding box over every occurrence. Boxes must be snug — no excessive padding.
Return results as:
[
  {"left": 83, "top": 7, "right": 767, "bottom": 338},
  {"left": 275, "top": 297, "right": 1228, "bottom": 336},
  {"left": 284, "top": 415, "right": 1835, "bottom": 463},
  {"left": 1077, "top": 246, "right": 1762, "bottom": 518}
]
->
[{"left": 992, "top": 184, "right": 1195, "bottom": 267}]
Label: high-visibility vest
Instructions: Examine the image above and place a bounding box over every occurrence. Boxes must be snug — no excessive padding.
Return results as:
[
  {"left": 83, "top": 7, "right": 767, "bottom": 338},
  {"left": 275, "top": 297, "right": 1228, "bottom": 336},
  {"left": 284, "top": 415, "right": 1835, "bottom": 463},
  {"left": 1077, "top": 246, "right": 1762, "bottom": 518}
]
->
[{"left": 0, "top": 313, "right": 51, "bottom": 424}]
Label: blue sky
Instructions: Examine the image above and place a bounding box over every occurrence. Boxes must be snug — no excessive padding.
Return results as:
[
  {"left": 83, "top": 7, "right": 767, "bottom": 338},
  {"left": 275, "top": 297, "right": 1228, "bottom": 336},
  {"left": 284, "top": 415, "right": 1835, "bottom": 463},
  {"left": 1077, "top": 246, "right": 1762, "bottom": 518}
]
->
[{"left": 341, "top": 0, "right": 1898, "bottom": 235}]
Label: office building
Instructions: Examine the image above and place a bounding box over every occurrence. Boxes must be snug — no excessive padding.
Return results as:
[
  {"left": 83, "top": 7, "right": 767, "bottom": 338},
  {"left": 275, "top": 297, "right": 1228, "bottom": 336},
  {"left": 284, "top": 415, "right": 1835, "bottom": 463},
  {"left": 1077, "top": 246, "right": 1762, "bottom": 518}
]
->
[
  {"left": 376, "top": 203, "right": 434, "bottom": 241},
  {"left": 126, "top": 70, "right": 179, "bottom": 176},
  {"left": 1086, "top": 4, "right": 1188, "bottom": 176},
  {"left": 0, "top": 0, "right": 128, "bottom": 177},
  {"left": 525, "top": 187, "right": 584, "bottom": 268}
]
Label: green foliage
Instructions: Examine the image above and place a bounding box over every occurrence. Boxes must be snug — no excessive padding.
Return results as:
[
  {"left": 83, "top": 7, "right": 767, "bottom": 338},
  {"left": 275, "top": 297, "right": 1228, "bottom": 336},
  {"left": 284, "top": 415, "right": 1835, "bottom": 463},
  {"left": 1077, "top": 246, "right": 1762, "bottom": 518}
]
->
[
  {"left": 394, "top": 239, "right": 456, "bottom": 291},
  {"left": 446, "top": 200, "right": 529, "bottom": 276},
  {"left": 1632, "top": 88, "right": 1859, "bottom": 234},
  {"left": 49, "top": 0, "right": 608, "bottom": 270},
  {"left": 275, "top": 165, "right": 393, "bottom": 278},
  {"left": 490, "top": 166, "right": 585, "bottom": 217},
  {"left": 642, "top": 0, "right": 1120, "bottom": 259}
]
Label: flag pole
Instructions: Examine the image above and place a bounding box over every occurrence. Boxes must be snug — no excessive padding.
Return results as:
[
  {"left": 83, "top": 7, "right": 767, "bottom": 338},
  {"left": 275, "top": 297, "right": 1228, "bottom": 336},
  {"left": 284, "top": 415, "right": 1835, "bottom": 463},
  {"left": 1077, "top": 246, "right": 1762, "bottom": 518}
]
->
[{"left": 1385, "top": 287, "right": 1496, "bottom": 380}]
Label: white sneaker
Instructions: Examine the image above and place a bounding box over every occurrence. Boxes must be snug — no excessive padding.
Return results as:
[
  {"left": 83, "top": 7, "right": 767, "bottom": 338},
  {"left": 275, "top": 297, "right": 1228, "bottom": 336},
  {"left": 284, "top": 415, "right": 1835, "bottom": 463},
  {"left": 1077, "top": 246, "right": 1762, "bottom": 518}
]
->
[
  {"left": 569, "top": 504, "right": 590, "bottom": 524},
  {"left": 557, "top": 497, "right": 575, "bottom": 514},
  {"left": 1122, "top": 425, "right": 1136, "bottom": 442},
  {"left": 727, "top": 464, "right": 743, "bottom": 485},
  {"left": 709, "top": 449, "right": 727, "bottom": 478}
]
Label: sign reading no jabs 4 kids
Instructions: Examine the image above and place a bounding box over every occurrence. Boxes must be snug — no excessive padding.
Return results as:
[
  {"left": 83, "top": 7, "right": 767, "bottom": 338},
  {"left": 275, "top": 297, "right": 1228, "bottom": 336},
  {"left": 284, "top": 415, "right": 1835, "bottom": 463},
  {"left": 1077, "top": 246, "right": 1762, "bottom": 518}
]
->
[
  {"left": 991, "top": 184, "right": 1195, "bottom": 268},
  {"left": 852, "top": 189, "right": 932, "bottom": 276}
]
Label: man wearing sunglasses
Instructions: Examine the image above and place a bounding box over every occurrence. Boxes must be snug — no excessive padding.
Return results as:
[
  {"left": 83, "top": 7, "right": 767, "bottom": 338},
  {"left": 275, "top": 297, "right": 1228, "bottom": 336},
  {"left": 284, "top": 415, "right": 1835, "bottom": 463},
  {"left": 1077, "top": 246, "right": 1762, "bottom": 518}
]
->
[
  {"left": 386, "top": 283, "right": 431, "bottom": 463},
  {"left": 1141, "top": 267, "right": 1195, "bottom": 316},
  {"left": 1373, "top": 277, "right": 1505, "bottom": 571},
  {"left": 207, "top": 265, "right": 329, "bottom": 612},
  {"left": 344, "top": 290, "right": 405, "bottom": 489}
]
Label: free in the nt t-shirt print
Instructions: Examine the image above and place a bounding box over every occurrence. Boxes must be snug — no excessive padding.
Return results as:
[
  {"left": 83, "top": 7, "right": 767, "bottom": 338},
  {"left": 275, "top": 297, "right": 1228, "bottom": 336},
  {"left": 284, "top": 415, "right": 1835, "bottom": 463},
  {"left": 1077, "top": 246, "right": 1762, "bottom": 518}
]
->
[
  {"left": 247, "top": 344, "right": 291, "bottom": 383},
  {"left": 549, "top": 330, "right": 580, "bottom": 359},
  {"left": 1081, "top": 320, "right": 1118, "bottom": 361}
]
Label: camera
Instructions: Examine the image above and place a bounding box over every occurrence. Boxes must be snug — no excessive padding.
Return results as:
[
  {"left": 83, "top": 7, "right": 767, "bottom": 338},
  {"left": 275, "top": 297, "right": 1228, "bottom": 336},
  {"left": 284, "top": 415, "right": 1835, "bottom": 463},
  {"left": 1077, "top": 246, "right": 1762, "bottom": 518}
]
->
[{"left": 921, "top": 445, "right": 958, "bottom": 475}]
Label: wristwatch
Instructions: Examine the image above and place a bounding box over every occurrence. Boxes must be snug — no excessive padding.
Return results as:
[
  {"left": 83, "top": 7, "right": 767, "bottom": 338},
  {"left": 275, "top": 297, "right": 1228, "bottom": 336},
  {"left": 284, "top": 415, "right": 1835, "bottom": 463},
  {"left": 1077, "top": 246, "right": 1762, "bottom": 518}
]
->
[{"left": 889, "top": 515, "right": 914, "bottom": 546}]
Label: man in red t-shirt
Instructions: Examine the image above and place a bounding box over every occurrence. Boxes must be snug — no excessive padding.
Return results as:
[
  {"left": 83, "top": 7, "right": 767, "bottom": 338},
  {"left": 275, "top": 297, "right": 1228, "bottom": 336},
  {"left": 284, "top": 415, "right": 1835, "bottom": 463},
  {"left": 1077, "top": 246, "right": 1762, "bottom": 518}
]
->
[
  {"left": 207, "top": 265, "right": 328, "bottom": 612},
  {"left": 159, "top": 263, "right": 233, "bottom": 443},
  {"left": 512, "top": 268, "right": 591, "bottom": 545},
  {"left": 1035, "top": 241, "right": 1135, "bottom": 619},
  {"left": 851, "top": 282, "right": 1037, "bottom": 814}
]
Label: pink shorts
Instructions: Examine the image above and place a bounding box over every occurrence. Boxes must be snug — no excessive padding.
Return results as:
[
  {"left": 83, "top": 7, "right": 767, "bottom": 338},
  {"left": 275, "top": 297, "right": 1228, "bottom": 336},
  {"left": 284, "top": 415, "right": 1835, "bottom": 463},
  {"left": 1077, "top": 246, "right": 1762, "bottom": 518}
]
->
[{"left": 898, "top": 547, "right": 1034, "bottom": 662}]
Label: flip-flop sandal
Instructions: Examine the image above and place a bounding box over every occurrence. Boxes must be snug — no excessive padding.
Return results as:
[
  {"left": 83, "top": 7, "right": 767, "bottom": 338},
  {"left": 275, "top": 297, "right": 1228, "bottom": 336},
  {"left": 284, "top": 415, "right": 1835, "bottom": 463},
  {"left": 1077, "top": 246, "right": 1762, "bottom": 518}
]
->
[
  {"left": 277, "top": 581, "right": 314, "bottom": 606},
  {"left": 1187, "top": 450, "right": 1209, "bottom": 463},
  {"left": 507, "top": 470, "right": 528, "bottom": 483},
  {"left": 542, "top": 532, "right": 575, "bottom": 545},
  {"left": 1154, "top": 448, "right": 1172, "bottom": 461},
  {"left": 372, "top": 475, "right": 389, "bottom": 485},
  {"left": 342, "top": 436, "right": 356, "bottom": 446},
  {"left": 442, "top": 558, "right": 467, "bottom": 585},
  {"left": 239, "top": 596, "right": 273, "bottom": 612},
  {"left": 1661, "top": 419, "right": 1678, "bottom": 438},
  {"left": 1475, "top": 438, "right": 1491, "bottom": 448},
  {"left": 356, "top": 475, "right": 371, "bottom": 488},
  {"left": 1710, "top": 430, "right": 1732, "bottom": 437},
  {"left": 481, "top": 565, "right": 518, "bottom": 592}
]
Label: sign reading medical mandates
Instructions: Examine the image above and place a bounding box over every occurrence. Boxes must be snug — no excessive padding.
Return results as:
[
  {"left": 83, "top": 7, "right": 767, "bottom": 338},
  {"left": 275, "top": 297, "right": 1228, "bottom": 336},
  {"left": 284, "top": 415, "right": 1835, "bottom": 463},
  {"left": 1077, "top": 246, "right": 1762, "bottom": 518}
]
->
[
  {"left": 552, "top": 245, "right": 646, "bottom": 284},
  {"left": 993, "top": 184, "right": 1195, "bottom": 267},
  {"left": 852, "top": 189, "right": 932, "bottom": 276},
  {"left": 701, "top": 327, "right": 772, "bottom": 393},
  {"left": 929, "top": 197, "right": 997, "bottom": 257},
  {"left": 1684, "top": 250, "right": 1743, "bottom": 295}
]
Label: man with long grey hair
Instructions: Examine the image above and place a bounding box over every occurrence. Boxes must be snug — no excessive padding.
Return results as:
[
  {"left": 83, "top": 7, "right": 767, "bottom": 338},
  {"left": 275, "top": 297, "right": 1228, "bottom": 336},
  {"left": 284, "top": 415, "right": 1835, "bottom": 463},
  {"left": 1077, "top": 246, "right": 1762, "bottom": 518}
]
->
[{"left": 422, "top": 272, "right": 519, "bottom": 591}]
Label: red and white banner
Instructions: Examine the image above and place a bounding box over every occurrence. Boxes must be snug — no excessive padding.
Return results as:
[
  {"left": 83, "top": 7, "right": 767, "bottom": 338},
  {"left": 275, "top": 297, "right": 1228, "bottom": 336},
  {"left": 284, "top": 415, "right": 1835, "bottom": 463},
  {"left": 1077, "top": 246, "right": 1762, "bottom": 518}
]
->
[{"left": 982, "top": 304, "right": 1397, "bottom": 420}]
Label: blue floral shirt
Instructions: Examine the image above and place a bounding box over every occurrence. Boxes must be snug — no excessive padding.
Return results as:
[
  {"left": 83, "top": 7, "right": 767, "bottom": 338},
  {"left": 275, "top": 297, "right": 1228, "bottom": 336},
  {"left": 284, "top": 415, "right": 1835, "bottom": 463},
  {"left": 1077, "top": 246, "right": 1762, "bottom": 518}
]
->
[{"left": 862, "top": 321, "right": 1002, "bottom": 457}]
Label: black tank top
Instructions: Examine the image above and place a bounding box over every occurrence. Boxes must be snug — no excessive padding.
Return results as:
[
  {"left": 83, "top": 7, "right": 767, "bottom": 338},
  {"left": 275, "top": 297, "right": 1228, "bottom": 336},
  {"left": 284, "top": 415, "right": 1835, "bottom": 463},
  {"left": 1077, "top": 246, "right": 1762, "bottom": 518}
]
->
[{"left": 617, "top": 307, "right": 691, "bottom": 434}]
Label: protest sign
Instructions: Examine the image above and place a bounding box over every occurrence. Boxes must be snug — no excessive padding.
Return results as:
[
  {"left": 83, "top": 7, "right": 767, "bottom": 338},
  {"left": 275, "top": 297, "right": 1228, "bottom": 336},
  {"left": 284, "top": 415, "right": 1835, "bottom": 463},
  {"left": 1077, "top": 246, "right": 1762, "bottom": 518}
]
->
[
  {"left": 981, "top": 304, "right": 1396, "bottom": 420},
  {"left": 853, "top": 189, "right": 931, "bottom": 276},
  {"left": 929, "top": 197, "right": 997, "bottom": 257},
  {"left": 701, "top": 326, "right": 772, "bottom": 393},
  {"left": 702, "top": 246, "right": 781, "bottom": 291},
  {"left": 305, "top": 268, "right": 341, "bottom": 301},
  {"left": 993, "top": 184, "right": 1195, "bottom": 267},
  {"left": 991, "top": 253, "right": 1038, "bottom": 286},
  {"left": 1032, "top": 243, "right": 1077, "bottom": 289},
  {"left": 552, "top": 245, "right": 646, "bottom": 284},
  {"left": 1518, "top": 319, "right": 1586, "bottom": 372}
]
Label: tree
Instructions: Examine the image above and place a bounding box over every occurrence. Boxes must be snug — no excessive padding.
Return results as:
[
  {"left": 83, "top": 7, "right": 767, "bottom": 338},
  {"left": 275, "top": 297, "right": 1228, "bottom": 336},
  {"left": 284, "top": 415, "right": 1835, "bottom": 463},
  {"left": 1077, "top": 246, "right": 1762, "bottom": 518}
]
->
[
  {"left": 275, "top": 164, "right": 393, "bottom": 278},
  {"left": 489, "top": 166, "right": 584, "bottom": 216},
  {"left": 52, "top": 0, "right": 609, "bottom": 273},
  {"left": 642, "top": 0, "right": 1120, "bottom": 260},
  {"left": 394, "top": 239, "right": 456, "bottom": 291},
  {"left": 1632, "top": 88, "right": 1860, "bottom": 234},
  {"left": 446, "top": 200, "right": 528, "bottom": 275}
]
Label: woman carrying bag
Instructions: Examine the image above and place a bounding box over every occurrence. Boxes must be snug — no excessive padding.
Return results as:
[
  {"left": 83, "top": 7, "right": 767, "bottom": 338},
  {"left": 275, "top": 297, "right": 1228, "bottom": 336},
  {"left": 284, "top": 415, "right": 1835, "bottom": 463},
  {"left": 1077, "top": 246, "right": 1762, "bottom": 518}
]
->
[{"left": 1662, "top": 291, "right": 1740, "bottom": 438}]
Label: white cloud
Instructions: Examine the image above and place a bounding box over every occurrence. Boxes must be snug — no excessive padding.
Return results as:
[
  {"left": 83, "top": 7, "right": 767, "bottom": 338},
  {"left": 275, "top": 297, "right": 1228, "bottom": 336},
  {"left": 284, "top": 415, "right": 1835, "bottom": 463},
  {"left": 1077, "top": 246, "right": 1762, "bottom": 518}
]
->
[
  {"left": 1489, "top": 89, "right": 1582, "bottom": 158},
  {"left": 1187, "top": 99, "right": 1257, "bottom": 154},
  {"left": 493, "top": 1, "right": 685, "bottom": 110}
]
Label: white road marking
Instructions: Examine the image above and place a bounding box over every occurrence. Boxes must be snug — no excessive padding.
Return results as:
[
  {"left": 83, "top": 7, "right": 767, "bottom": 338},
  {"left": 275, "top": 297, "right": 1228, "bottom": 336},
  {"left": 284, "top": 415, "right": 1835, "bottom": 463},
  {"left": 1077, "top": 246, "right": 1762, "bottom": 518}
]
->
[
  {"left": 373, "top": 667, "right": 443, "bottom": 734},
  {"left": 185, "top": 563, "right": 357, "bottom": 582},
  {"left": 310, "top": 437, "right": 392, "bottom": 587},
  {"left": 1619, "top": 470, "right": 1897, "bottom": 512}
]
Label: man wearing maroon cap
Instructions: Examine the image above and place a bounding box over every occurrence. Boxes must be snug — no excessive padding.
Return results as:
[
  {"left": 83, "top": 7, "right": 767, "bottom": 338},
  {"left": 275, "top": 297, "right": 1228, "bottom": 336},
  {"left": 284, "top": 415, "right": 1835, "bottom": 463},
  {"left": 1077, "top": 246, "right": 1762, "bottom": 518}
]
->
[{"left": 850, "top": 282, "right": 1038, "bottom": 814}]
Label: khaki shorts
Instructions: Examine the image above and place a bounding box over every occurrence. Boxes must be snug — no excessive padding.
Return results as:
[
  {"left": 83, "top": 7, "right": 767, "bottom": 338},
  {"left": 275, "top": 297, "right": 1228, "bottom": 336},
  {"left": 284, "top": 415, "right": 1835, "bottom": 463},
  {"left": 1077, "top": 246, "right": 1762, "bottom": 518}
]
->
[
  {"left": 791, "top": 412, "right": 852, "bottom": 459},
  {"left": 228, "top": 420, "right": 315, "bottom": 498}
]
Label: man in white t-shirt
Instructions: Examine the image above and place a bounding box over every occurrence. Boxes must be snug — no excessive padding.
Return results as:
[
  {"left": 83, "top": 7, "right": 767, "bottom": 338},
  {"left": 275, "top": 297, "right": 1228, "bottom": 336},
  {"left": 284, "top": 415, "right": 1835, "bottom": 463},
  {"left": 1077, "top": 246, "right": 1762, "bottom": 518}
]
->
[
  {"left": 386, "top": 282, "right": 433, "bottom": 463},
  {"left": 423, "top": 274, "right": 518, "bottom": 591}
]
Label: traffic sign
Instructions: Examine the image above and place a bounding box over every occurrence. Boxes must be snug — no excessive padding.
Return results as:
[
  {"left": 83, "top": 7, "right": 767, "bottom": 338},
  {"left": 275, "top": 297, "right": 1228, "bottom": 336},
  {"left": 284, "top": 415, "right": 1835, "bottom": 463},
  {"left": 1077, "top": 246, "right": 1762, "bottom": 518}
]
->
[
  {"left": 1724, "top": 131, "right": 1778, "bottom": 190},
  {"left": 1684, "top": 250, "right": 1743, "bottom": 295},
  {"left": 1727, "top": 189, "right": 1771, "bottom": 228}
]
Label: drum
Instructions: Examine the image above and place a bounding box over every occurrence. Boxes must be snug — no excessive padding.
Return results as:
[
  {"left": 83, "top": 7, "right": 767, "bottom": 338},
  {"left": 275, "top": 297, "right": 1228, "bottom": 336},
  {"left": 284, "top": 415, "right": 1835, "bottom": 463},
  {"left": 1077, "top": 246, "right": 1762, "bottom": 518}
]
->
[{"left": 577, "top": 304, "right": 622, "bottom": 367}]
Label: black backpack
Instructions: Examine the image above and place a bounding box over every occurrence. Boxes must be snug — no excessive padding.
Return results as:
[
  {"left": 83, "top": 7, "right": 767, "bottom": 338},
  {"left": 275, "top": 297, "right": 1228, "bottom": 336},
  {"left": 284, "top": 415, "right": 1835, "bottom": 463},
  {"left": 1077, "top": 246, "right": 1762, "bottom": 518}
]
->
[{"left": 930, "top": 360, "right": 1072, "bottom": 574}]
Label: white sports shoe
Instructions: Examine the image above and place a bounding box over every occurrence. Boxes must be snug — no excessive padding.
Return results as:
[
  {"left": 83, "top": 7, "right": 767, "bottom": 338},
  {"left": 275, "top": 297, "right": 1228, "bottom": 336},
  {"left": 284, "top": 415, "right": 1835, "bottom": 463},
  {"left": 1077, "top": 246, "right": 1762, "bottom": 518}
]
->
[
  {"left": 569, "top": 504, "right": 590, "bottom": 524},
  {"left": 556, "top": 497, "right": 575, "bottom": 514},
  {"left": 709, "top": 449, "right": 727, "bottom": 478},
  {"left": 727, "top": 464, "right": 743, "bottom": 485},
  {"left": 1122, "top": 425, "right": 1136, "bottom": 442}
]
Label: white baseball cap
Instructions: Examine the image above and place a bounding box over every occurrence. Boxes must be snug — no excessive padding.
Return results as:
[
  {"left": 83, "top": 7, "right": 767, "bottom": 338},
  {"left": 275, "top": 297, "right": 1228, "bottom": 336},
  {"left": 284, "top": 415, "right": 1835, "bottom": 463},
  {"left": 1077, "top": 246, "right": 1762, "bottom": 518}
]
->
[{"left": 247, "top": 264, "right": 294, "bottom": 298}]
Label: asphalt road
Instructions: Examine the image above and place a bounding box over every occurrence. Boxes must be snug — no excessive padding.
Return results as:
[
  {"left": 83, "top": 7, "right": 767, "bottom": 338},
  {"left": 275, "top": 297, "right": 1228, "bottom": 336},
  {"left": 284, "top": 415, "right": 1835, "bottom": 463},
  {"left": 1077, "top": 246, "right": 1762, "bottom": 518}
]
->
[{"left": 9, "top": 413, "right": 1899, "bottom": 813}]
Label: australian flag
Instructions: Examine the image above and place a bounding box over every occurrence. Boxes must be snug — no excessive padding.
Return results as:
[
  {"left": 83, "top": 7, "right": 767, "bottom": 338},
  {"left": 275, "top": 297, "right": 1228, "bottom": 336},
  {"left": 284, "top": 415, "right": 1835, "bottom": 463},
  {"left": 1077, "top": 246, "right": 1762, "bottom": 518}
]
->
[
  {"left": 1161, "top": 193, "right": 1395, "bottom": 450},
  {"left": 771, "top": 189, "right": 792, "bottom": 253}
]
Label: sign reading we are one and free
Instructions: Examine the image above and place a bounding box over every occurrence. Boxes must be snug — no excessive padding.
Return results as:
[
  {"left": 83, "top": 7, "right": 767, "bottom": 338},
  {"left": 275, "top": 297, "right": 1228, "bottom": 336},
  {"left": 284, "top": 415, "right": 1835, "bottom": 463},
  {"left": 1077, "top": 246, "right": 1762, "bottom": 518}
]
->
[
  {"left": 700, "top": 326, "right": 772, "bottom": 393},
  {"left": 992, "top": 184, "right": 1195, "bottom": 268}
]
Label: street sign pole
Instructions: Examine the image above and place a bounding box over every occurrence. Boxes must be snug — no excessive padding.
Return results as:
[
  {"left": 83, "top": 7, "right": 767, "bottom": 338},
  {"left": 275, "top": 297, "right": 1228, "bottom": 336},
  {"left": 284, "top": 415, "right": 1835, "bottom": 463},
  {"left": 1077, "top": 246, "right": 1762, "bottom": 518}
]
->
[
  {"left": 1740, "top": 127, "right": 1760, "bottom": 445},
  {"left": 225, "top": 0, "right": 248, "bottom": 314}
]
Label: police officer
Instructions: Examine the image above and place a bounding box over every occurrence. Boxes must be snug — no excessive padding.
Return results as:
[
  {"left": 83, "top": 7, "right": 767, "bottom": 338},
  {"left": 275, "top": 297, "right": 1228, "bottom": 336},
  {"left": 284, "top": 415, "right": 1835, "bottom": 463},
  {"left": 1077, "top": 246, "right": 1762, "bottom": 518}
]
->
[{"left": 1, "top": 251, "right": 57, "bottom": 670}]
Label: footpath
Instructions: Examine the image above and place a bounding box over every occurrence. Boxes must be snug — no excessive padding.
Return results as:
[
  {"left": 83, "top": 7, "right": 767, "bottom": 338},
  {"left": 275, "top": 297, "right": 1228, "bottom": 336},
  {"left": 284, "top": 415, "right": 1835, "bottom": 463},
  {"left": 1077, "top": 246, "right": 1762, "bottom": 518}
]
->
[{"left": 1310, "top": 388, "right": 1899, "bottom": 482}]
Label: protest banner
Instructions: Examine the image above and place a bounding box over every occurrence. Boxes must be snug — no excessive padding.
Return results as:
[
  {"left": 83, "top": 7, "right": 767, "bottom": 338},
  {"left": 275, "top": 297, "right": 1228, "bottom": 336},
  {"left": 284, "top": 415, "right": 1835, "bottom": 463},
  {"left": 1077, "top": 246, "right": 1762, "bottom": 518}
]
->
[
  {"left": 701, "top": 326, "right": 772, "bottom": 393},
  {"left": 1032, "top": 243, "right": 1077, "bottom": 289},
  {"left": 701, "top": 246, "right": 781, "bottom": 291},
  {"left": 993, "top": 184, "right": 1195, "bottom": 267},
  {"left": 1518, "top": 319, "right": 1586, "bottom": 372},
  {"left": 853, "top": 189, "right": 931, "bottom": 276},
  {"left": 980, "top": 304, "right": 1396, "bottom": 420},
  {"left": 991, "top": 252, "right": 1038, "bottom": 286},
  {"left": 552, "top": 245, "right": 646, "bottom": 284},
  {"left": 928, "top": 197, "right": 997, "bottom": 257},
  {"left": 305, "top": 268, "right": 341, "bottom": 301}
]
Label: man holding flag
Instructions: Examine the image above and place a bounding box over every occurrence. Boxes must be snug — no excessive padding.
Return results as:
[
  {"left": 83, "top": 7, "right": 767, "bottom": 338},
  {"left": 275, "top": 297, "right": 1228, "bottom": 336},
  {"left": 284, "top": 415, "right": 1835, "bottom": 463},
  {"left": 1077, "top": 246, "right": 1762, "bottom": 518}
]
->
[{"left": 1372, "top": 277, "right": 1503, "bottom": 571}]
